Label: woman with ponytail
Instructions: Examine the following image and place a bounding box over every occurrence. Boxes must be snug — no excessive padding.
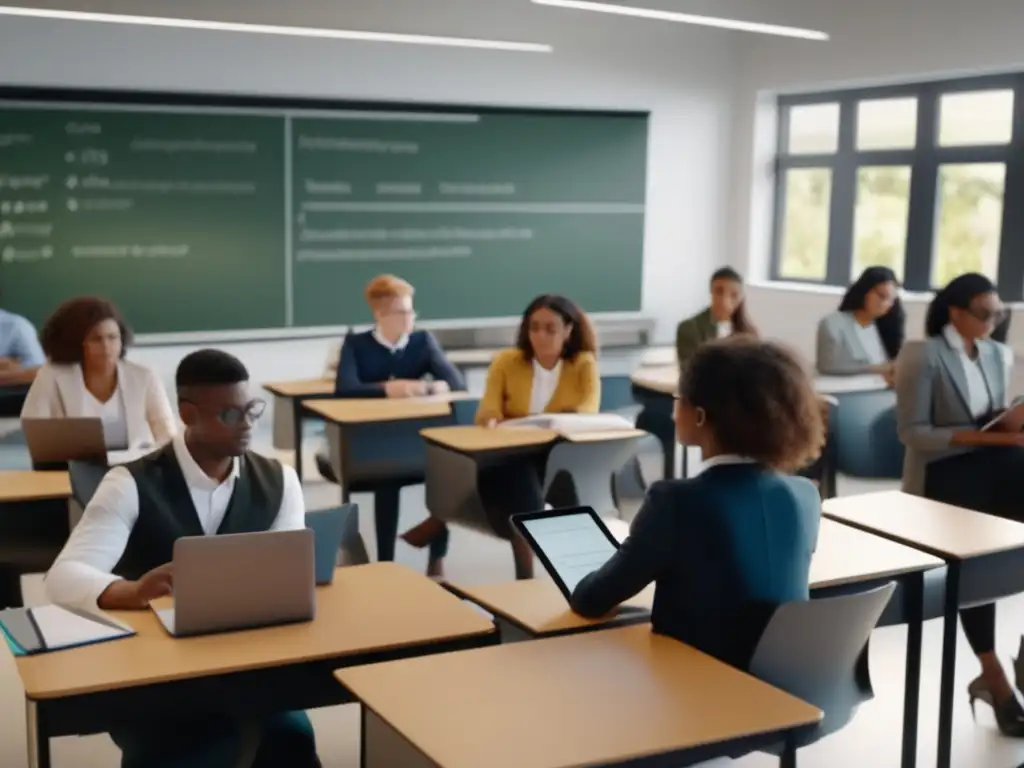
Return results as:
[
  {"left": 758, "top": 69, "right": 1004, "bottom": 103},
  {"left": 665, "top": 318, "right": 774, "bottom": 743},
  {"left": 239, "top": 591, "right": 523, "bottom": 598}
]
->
[{"left": 896, "top": 272, "right": 1024, "bottom": 736}]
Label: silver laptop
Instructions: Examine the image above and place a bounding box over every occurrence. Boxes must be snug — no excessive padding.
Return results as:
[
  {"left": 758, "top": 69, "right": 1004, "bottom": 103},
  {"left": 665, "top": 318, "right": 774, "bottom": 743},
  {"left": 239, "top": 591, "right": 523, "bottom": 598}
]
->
[
  {"left": 153, "top": 529, "right": 316, "bottom": 637},
  {"left": 23, "top": 417, "right": 110, "bottom": 465}
]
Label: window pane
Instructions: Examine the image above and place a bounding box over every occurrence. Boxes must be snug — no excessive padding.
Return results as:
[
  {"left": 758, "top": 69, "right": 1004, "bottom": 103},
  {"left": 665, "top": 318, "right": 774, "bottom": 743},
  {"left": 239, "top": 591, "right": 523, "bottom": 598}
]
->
[
  {"left": 778, "top": 168, "right": 832, "bottom": 280},
  {"left": 939, "top": 90, "right": 1014, "bottom": 146},
  {"left": 931, "top": 163, "right": 1006, "bottom": 287},
  {"left": 852, "top": 166, "right": 911, "bottom": 281},
  {"left": 787, "top": 103, "right": 840, "bottom": 154},
  {"left": 856, "top": 98, "right": 917, "bottom": 150}
]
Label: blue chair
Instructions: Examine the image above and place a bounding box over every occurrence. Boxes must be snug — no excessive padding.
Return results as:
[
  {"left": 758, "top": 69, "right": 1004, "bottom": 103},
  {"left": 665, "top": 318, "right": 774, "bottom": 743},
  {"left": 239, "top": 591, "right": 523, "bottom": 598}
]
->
[{"left": 832, "top": 390, "right": 903, "bottom": 479}]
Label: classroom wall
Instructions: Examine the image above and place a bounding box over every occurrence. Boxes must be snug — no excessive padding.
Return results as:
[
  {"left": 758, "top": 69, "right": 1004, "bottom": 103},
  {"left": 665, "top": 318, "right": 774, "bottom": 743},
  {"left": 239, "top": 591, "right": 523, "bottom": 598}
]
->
[
  {"left": 729, "top": 0, "right": 1024, "bottom": 362},
  {"left": 0, "top": 9, "right": 742, "bottom": 386}
]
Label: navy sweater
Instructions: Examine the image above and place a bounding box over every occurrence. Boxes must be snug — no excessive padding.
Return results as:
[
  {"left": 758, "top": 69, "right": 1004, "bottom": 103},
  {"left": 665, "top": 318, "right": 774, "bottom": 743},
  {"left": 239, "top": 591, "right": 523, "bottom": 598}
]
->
[{"left": 334, "top": 330, "right": 467, "bottom": 398}]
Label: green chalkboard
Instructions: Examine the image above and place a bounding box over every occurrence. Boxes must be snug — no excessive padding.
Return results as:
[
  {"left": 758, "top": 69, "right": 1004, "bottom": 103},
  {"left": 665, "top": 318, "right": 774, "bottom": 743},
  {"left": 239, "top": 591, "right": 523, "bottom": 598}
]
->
[{"left": 0, "top": 91, "right": 647, "bottom": 335}]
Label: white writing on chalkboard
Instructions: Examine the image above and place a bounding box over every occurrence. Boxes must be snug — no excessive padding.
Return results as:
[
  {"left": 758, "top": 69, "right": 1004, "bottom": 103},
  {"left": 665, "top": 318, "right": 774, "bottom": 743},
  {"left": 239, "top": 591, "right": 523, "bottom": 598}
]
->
[{"left": 298, "top": 136, "right": 419, "bottom": 154}]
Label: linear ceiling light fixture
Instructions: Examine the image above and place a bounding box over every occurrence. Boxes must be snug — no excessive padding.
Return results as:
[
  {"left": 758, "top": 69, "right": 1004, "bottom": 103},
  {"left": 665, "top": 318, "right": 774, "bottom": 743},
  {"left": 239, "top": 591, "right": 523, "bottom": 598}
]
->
[
  {"left": 0, "top": 6, "right": 554, "bottom": 52},
  {"left": 531, "top": 0, "right": 828, "bottom": 41}
]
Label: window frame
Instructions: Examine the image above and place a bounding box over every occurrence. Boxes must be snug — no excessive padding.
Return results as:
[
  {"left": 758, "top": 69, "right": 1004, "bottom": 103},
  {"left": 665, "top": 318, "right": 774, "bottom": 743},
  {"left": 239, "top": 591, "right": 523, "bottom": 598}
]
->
[{"left": 770, "top": 72, "right": 1024, "bottom": 300}]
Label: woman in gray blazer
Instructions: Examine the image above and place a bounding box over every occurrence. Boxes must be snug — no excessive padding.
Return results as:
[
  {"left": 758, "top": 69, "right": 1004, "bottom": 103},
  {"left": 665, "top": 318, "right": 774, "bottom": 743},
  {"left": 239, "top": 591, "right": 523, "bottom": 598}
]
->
[
  {"left": 895, "top": 272, "right": 1024, "bottom": 735},
  {"left": 816, "top": 266, "right": 905, "bottom": 379}
]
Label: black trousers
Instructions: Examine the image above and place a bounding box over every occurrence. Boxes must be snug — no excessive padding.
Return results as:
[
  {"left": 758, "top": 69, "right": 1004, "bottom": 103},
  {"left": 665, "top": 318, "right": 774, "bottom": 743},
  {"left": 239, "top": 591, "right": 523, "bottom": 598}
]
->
[
  {"left": 315, "top": 453, "right": 446, "bottom": 562},
  {"left": 925, "top": 446, "right": 1024, "bottom": 656}
]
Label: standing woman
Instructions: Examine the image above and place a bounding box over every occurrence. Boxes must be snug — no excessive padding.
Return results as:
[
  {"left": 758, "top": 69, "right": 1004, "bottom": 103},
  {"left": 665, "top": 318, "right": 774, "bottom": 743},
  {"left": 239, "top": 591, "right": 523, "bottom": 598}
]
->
[
  {"left": 402, "top": 294, "right": 600, "bottom": 578},
  {"left": 895, "top": 273, "right": 1024, "bottom": 735},
  {"left": 21, "top": 296, "right": 176, "bottom": 452},
  {"left": 817, "top": 266, "right": 905, "bottom": 380},
  {"left": 675, "top": 268, "right": 757, "bottom": 369}
]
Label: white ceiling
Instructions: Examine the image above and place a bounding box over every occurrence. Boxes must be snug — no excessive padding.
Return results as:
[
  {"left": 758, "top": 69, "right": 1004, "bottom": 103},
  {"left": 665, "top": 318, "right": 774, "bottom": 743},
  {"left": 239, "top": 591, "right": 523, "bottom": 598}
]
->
[{"left": 0, "top": 0, "right": 836, "bottom": 41}]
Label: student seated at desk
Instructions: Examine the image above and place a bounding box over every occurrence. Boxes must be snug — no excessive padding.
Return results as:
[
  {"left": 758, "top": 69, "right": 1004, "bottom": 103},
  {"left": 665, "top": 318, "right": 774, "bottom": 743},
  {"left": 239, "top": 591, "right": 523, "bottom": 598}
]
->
[
  {"left": 45, "top": 349, "right": 319, "bottom": 768},
  {"left": 317, "top": 274, "right": 465, "bottom": 564},
  {"left": 0, "top": 287, "right": 45, "bottom": 387},
  {"left": 403, "top": 294, "right": 599, "bottom": 579},
  {"left": 675, "top": 267, "right": 757, "bottom": 369},
  {"left": 333, "top": 274, "right": 465, "bottom": 399},
  {"left": 571, "top": 337, "right": 822, "bottom": 671},
  {"left": 817, "top": 266, "right": 904, "bottom": 381},
  {"left": 895, "top": 273, "right": 1024, "bottom": 736},
  {"left": 21, "top": 296, "right": 176, "bottom": 451}
]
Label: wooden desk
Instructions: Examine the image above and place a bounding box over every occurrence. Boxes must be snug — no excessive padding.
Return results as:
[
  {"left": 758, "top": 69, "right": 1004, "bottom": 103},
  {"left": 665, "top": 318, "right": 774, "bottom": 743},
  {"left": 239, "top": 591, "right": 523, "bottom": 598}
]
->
[
  {"left": 824, "top": 490, "right": 1024, "bottom": 768},
  {"left": 447, "top": 518, "right": 941, "bottom": 768},
  {"left": 0, "top": 471, "right": 71, "bottom": 503},
  {"left": 337, "top": 623, "right": 822, "bottom": 768},
  {"left": 0, "top": 471, "right": 72, "bottom": 605},
  {"left": 421, "top": 425, "right": 646, "bottom": 547},
  {"left": 420, "top": 425, "right": 647, "bottom": 453},
  {"left": 16, "top": 563, "right": 496, "bottom": 768},
  {"left": 263, "top": 378, "right": 336, "bottom": 481},
  {"left": 304, "top": 393, "right": 475, "bottom": 425}
]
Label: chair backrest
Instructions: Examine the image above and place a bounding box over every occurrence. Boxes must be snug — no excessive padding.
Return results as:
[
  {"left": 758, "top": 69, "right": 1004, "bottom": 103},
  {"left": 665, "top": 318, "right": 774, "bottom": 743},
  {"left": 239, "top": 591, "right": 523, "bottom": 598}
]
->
[
  {"left": 749, "top": 582, "right": 896, "bottom": 747},
  {"left": 68, "top": 460, "right": 111, "bottom": 509},
  {"left": 306, "top": 503, "right": 369, "bottom": 572}
]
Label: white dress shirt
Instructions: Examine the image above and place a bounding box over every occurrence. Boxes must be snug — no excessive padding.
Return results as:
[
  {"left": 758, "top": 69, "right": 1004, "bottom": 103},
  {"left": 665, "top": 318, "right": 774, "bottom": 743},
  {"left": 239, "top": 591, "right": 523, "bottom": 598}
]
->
[
  {"left": 701, "top": 454, "right": 757, "bottom": 470},
  {"left": 81, "top": 384, "right": 130, "bottom": 450},
  {"left": 529, "top": 359, "right": 563, "bottom": 414},
  {"left": 942, "top": 324, "right": 994, "bottom": 419},
  {"left": 715, "top": 321, "right": 733, "bottom": 339},
  {"left": 853, "top": 321, "right": 889, "bottom": 366},
  {"left": 45, "top": 433, "right": 306, "bottom": 611},
  {"left": 372, "top": 327, "right": 409, "bottom": 353}
]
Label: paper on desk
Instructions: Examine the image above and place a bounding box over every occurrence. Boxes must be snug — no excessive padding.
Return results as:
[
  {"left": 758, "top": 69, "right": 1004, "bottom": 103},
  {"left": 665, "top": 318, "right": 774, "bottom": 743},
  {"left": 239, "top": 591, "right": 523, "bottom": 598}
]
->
[
  {"left": 31, "top": 605, "right": 134, "bottom": 650},
  {"left": 814, "top": 374, "right": 890, "bottom": 394},
  {"left": 501, "top": 413, "right": 636, "bottom": 432}
]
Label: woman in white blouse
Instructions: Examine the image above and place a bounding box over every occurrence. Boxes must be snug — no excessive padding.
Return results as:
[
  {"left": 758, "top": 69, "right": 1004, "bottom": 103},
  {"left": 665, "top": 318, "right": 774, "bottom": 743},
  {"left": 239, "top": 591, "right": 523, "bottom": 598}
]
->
[
  {"left": 21, "top": 296, "right": 176, "bottom": 451},
  {"left": 816, "top": 266, "right": 905, "bottom": 382},
  {"left": 895, "top": 273, "right": 1024, "bottom": 736}
]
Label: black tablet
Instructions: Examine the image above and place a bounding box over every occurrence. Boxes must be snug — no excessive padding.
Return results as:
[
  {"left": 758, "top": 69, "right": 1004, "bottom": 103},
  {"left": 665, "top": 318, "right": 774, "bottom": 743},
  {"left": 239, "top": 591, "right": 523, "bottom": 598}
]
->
[{"left": 511, "top": 507, "right": 621, "bottom": 603}]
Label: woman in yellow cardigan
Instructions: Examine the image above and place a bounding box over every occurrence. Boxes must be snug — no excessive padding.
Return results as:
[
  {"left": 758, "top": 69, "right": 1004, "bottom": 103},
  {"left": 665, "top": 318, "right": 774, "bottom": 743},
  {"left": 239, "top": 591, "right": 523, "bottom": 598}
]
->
[{"left": 403, "top": 294, "right": 600, "bottom": 578}]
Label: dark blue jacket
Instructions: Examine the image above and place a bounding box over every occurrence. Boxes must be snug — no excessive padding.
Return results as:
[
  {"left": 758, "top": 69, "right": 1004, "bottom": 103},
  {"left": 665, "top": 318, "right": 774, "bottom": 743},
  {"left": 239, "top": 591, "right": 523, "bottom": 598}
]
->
[
  {"left": 571, "top": 463, "right": 820, "bottom": 669},
  {"left": 334, "top": 330, "right": 466, "bottom": 398}
]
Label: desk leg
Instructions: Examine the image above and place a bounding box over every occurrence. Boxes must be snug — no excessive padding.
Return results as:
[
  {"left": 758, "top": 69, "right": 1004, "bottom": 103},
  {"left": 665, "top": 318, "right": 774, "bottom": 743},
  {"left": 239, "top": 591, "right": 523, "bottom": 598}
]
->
[
  {"left": 901, "top": 572, "right": 924, "bottom": 768},
  {"left": 361, "top": 706, "right": 433, "bottom": 768},
  {"left": 26, "top": 700, "right": 50, "bottom": 768},
  {"left": 293, "top": 399, "right": 305, "bottom": 483},
  {"left": 936, "top": 562, "right": 961, "bottom": 768},
  {"left": 779, "top": 738, "right": 797, "bottom": 768}
]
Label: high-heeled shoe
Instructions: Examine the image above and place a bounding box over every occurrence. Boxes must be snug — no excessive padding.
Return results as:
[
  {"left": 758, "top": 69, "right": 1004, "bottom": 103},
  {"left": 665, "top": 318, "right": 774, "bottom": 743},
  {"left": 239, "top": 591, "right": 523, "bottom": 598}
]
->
[
  {"left": 1013, "top": 636, "right": 1024, "bottom": 694},
  {"left": 967, "top": 675, "right": 1024, "bottom": 737}
]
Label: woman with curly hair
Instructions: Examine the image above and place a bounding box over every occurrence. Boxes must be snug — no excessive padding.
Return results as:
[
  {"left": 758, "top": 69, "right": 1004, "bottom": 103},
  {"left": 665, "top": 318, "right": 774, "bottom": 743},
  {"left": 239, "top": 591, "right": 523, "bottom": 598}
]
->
[
  {"left": 571, "top": 336, "right": 823, "bottom": 670},
  {"left": 21, "top": 296, "right": 175, "bottom": 450}
]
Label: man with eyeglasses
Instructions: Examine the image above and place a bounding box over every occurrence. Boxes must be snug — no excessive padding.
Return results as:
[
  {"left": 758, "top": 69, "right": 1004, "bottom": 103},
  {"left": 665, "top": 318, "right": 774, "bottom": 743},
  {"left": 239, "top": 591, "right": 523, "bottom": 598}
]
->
[{"left": 45, "top": 348, "right": 319, "bottom": 768}]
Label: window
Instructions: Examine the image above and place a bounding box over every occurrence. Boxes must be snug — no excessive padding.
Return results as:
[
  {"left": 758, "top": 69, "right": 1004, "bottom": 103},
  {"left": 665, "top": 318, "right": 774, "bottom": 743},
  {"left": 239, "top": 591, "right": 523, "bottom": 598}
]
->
[
  {"left": 932, "top": 163, "right": 1006, "bottom": 286},
  {"left": 778, "top": 169, "right": 832, "bottom": 280},
  {"left": 939, "top": 90, "right": 1014, "bottom": 147},
  {"left": 857, "top": 98, "right": 917, "bottom": 151},
  {"left": 787, "top": 103, "right": 840, "bottom": 154},
  {"left": 852, "top": 166, "right": 911, "bottom": 281},
  {"left": 773, "top": 73, "right": 1024, "bottom": 298}
]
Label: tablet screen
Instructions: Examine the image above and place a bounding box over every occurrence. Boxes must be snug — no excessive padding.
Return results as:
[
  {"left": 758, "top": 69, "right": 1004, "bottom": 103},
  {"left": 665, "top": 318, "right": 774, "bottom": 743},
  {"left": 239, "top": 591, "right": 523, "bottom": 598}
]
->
[{"left": 518, "top": 512, "right": 619, "bottom": 596}]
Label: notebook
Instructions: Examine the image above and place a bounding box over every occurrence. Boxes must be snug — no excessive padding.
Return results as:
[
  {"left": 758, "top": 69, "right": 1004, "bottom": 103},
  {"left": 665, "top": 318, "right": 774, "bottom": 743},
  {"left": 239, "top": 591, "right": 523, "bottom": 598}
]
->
[{"left": 0, "top": 605, "right": 135, "bottom": 656}]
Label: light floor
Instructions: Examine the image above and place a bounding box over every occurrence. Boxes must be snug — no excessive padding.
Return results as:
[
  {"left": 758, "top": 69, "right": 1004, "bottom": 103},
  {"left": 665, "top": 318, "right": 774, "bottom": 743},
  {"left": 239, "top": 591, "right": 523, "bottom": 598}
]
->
[{"left": 1, "top": 430, "right": 1023, "bottom": 768}]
